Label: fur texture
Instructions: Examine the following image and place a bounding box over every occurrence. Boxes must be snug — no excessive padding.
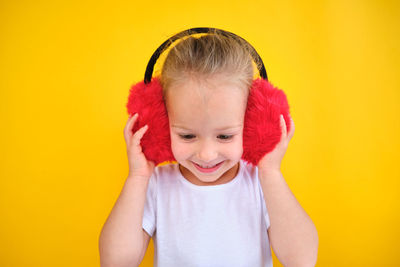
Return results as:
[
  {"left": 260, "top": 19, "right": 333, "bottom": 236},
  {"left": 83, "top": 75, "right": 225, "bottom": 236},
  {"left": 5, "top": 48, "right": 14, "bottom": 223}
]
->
[
  {"left": 242, "top": 78, "right": 291, "bottom": 166},
  {"left": 126, "top": 76, "right": 291, "bottom": 166},
  {"left": 126, "top": 77, "right": 175, "bottom": 165}
]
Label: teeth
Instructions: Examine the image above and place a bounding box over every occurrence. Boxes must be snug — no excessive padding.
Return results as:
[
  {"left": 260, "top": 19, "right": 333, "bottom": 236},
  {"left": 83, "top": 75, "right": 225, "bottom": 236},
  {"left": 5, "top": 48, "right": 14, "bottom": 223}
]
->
[
  {"left": 199, "top": 163, "right": 218, "bottom": 168},
  {"left": 202, "top": 165, "right": 215, "bottom": 168}
]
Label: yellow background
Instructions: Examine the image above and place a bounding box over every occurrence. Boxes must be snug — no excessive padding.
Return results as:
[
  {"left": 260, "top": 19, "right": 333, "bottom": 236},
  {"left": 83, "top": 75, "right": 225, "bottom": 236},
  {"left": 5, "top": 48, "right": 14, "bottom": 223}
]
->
[{"left": 1, "top": 0, "right": 399, "bottom": 266}]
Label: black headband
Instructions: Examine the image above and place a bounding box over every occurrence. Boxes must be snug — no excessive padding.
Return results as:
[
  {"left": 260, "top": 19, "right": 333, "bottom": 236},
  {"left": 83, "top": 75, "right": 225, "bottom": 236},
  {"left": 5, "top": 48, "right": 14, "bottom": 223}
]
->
[{"left": 144, "top": 27, "right": 268, "bottom": 84}]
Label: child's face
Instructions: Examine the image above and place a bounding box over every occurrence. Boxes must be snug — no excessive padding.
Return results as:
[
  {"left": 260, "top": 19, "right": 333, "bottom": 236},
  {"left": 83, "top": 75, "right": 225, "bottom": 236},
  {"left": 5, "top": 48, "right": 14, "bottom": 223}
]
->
[{"left": 165, "top": 75, "right": 248, "bottom": 185}]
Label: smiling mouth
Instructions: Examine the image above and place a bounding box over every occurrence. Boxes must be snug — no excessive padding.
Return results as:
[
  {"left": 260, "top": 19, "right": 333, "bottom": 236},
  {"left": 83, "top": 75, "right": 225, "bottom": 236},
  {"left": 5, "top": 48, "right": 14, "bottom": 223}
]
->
[{"left": 193, "top": 161, "right": 224, "bottom": 173}]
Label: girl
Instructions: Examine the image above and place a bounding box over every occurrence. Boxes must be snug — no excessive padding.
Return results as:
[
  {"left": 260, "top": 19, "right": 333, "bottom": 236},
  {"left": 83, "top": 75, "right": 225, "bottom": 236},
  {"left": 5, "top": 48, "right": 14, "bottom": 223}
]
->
[{"left": 99, "top": 30, "right": 319, "bottom": 267}]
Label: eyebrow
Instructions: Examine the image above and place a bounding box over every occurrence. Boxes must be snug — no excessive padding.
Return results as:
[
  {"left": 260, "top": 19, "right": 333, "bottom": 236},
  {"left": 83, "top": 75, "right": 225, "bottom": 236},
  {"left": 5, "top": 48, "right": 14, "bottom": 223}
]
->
[{"left": 171, "top": 125, "right": 243, "bottom": 131}]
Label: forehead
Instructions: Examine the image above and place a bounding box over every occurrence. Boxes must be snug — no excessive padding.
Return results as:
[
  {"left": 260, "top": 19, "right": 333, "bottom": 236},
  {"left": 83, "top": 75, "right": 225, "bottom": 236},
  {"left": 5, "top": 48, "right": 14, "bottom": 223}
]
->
[{"left": 165, "top": 77, "right": 247, "bottom": 130}]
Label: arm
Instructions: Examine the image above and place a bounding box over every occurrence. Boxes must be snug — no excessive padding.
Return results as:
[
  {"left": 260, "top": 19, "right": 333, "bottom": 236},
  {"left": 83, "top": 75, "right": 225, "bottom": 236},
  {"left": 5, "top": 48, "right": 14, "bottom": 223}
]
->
[
  {"left": 259, "top": 170, "right": 319, "bottom": 267},
  {"left": 99, "top": 177, "right": 150, "bottom": 267},
  {"left": 98, "top": 114, "right": 155, "bottom": 266},
  {"left": 258, "top": 115, "right": 318, "bottom": 266}
]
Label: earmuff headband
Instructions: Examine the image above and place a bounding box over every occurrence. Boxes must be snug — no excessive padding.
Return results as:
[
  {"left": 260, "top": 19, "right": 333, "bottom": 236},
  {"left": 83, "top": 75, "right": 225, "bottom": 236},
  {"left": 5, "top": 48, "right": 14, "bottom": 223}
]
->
[
  {"left": 127, "top": 27, "right": 291, "bottom": 166},
  {"left": 144, "top": 27, "right": 268, "bottom": 84}
]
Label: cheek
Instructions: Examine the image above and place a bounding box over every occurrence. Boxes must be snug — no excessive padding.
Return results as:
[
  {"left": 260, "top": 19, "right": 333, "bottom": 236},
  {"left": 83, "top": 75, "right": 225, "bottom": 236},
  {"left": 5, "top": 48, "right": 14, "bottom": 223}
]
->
[
  {"left": 233, "top": 138, "right": 244, "bottom": 158},
  {"left": 170, "top": 135, "right": 190, "bottom": 159},
  {"left": 228, "top": 135, "right": 244, "bottom": 158},
  {"left": 219, "top": 138, "right": 243, "bottom": 158}
]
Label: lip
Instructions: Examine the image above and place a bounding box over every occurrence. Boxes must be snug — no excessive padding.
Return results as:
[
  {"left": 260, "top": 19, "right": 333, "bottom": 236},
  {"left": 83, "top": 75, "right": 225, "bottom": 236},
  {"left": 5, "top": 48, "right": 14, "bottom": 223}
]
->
[{"left": 193, "top": 161, "right": 224, "bottom": 173}]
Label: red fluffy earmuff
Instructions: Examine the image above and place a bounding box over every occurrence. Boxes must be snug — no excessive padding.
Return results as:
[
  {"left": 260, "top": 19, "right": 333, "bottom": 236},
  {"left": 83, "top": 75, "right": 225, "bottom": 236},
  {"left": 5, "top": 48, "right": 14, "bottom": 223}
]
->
[
  {"left": 126, "top": 76, "right": 291, "bottom": 166},
  {"left": 242, "top": 78, "right": 291, "bottom": 166},
  {"left": 126, "top": 77, "right": 175, "bottom": 165}
]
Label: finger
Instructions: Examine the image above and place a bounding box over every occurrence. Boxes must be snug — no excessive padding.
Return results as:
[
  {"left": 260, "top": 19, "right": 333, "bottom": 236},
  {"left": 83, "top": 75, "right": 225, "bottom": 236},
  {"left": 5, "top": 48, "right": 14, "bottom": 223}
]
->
[
  {"left": 132, "top": 124, "right": 149, "bottom": 146},
  {"left": 124, "top": 113, "right": 136, "bottom": 131},
  {"left": 128, "top": 113, "right": 138, "bottom": 125},
  {"left": 288, "top": 116, "right": 295, "bottom": 139},
  {"left": 124, "top": 113, "right": 138, "bottom": 138},
  {"left": 132, "top": 125, "right": 148, "bottom": 150},
  {"left": 280, "top": 114, "right": 287, "bottom": 138}
]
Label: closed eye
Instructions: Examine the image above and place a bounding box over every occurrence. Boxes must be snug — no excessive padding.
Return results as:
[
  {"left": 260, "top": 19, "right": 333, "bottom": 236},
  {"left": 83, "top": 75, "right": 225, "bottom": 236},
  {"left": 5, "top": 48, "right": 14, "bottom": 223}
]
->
[
  {"left": 178, "top": 134, "right": 233, "bottom": 140},
  {"left": 218, "top": 135, "right": 233, "bottom": 140},
  {"left": 179, "top": 134, "right": 195, "bottom": 140}
]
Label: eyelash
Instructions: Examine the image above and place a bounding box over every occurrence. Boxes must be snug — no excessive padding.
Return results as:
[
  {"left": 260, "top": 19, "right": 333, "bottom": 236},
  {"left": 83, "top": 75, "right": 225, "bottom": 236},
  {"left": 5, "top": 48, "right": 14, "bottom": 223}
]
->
[{"left": 179, "top": 134, "right": 233, "bottom": 141}]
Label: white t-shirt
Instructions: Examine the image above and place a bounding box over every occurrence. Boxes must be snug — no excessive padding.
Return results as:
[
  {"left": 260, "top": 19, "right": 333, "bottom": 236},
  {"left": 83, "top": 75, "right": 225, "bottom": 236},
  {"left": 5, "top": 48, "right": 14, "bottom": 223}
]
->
[{"left": 142, "top": 159, "right": 273, "bottom": 267}]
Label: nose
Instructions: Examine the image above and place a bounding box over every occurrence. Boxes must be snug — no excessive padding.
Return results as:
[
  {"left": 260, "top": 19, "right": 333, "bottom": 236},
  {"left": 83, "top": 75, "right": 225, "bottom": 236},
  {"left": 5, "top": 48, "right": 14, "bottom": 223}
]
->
[{"left": 196, "top": 139, "right": 218, "bottom": 163}]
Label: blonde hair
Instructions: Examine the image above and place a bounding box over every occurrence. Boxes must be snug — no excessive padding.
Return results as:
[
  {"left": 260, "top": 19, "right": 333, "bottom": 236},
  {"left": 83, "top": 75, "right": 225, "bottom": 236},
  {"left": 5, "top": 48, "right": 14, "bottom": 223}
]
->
[{"left": 160, "top": 29, "right": 260, "bottom": 101}]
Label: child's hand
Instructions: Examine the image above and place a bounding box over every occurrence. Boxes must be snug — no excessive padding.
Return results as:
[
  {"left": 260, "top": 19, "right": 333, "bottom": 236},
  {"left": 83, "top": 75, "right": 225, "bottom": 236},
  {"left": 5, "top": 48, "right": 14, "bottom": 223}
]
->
[
  {"left": 258, "top": 114, "right": 295, "bottom": 173},
  {"left": 123, "top": 113, "right": 155, "bottom": 180}
]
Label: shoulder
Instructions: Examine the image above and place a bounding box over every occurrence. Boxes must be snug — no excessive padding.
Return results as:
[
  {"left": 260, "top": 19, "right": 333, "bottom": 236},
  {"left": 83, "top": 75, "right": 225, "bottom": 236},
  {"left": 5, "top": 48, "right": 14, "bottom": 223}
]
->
[
  {"left": 239, "top": 160, "right": 266, "bottom": 201},
  {"left": 145, "top": 162, "right": 179, "bottom": 199},
  {"left": 239, "top": 159, "right": 259, "bottom": 182},
  {"left": 149, "top": 161, "right": 181, "bottom": 187},
  {"left": 234, "top": 160, "right": 263, "bottom": 195},
  {"left": 154, "top": 161, "right": 179, "bottom": 177}
]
